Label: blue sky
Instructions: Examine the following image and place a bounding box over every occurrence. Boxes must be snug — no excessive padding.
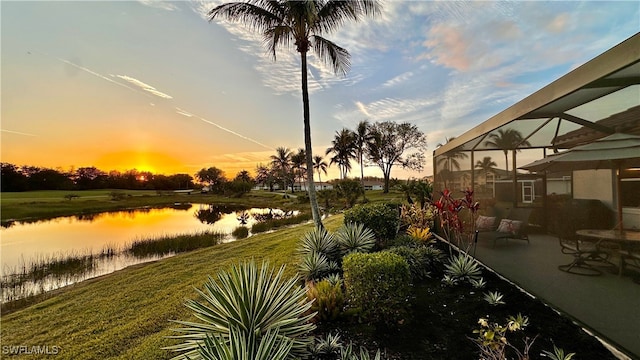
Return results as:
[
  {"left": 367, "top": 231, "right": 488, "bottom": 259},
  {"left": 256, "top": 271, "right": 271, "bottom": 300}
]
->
[{"left": 2, "top": 1, "right": 639, "bottom": 179}]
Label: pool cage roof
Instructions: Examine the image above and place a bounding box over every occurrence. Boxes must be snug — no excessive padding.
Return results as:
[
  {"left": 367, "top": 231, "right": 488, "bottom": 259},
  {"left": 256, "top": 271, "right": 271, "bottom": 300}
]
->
[{"left": 434, "top": 33, "right": 640, "bottom": 164}]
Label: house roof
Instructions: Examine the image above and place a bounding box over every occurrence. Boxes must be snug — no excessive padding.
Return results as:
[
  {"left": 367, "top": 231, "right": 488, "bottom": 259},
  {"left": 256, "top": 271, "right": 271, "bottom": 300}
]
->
[{"left": 434, "top": 33, "right": 640, "bottom": 158}]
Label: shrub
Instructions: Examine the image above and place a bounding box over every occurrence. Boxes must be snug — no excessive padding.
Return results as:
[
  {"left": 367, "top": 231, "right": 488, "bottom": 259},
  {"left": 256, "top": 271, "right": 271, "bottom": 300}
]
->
[
  {"left": 168, "top": 260, "right": 315, "bottom": 359},
  {"left": 343, "top": 252, "right": 411, "bottom": 326},
  {"left": 388, "top": 234, "right": 419, "bottom": 248},
  {"left": 306, "top": 279, "right": 344, "bottom": 323},
  {"left": 386, "top": 245, "right": 444, "bottom": 281},
  {"left": 344, "top": 203, "right": 400, "bottom": 248},
  {"left": 231, "top": 226, "right": 249, "bottom": 239},
  {"left": 334, "top": 178, "right": 363, "bottom": 208},
  {"left": 335, "top": 223, "right": 376, "bottom": 256}
]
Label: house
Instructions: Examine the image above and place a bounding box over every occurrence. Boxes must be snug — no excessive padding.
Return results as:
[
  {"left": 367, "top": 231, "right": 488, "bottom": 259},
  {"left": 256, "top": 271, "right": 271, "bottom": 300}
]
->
[{"left": 362, "top": 180, "right": 384, "bottom": 191}]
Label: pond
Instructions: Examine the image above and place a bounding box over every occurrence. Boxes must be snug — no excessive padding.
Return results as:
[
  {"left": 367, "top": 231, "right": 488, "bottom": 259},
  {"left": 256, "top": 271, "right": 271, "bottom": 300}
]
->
[{"left": 0, "top": 204, "right": 299, "bottom": 303}]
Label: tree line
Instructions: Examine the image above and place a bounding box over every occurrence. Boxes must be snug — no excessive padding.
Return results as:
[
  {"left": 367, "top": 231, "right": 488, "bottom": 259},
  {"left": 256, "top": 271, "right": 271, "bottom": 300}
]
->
[{"left": 0, "top": 163, "right": 194, "bottom": 192}]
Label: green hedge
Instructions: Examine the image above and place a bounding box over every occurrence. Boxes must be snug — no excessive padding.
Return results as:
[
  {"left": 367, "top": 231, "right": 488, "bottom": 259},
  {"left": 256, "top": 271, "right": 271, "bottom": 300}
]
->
[
  {"left": 343, "top": 252, "right": 411, "bottom": 326},
  {"left": 343, "top": 203, "right": 400, "bottom": 248}
]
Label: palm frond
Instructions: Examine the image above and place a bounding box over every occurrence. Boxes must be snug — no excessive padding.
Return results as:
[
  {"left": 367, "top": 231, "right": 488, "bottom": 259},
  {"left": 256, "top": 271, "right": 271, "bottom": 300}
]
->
[{"left": 311, "top": 35, "right": 350, "bottom": 76}]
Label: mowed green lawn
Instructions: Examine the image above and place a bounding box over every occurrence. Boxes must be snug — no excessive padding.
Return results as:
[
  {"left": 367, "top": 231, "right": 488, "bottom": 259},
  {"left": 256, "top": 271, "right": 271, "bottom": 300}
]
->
[
  {"left": 1, "top": 214, "right": 345, "bottom": 359},
  {"left": 0, "top": 190, "right": 297, "bottom": 221}
]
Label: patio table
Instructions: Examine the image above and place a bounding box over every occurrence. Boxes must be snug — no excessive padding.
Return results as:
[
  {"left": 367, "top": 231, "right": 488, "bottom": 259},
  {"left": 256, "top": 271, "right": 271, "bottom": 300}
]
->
[{"left": 576, "top": 229, "right": 640, "bottom": 276}]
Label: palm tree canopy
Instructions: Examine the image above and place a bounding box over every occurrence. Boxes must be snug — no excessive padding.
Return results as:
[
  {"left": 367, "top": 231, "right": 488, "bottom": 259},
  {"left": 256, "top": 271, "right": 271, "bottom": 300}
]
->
[
  {"left": 326, "top": 128, "right": 356, "bottom": 178},
  {"left": 475, "top": 156, "right": 497, "bottom": 171},
  {"left": 270, "top": 146, "right": 292, "bottom": 170},
  {"left": 209, "top": 0, "right": 380, "bottom": 75},
  {"left": 313, "top": 155, "right": 328, "bottom": 175},
  {"left": 484, "top": 128, "right": 531, "bottom": 152}
]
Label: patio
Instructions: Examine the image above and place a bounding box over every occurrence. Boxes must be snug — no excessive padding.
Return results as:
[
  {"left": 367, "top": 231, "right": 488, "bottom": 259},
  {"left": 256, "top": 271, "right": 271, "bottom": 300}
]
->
[{"left": 472, "top": 233, "right": 640, "bottom": 359}]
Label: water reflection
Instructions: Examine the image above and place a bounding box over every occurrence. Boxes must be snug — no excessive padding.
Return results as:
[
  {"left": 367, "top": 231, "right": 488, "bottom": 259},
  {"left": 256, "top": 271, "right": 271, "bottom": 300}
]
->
[{"left": 0, "top": 204, "right": 299, "bottom": 303}]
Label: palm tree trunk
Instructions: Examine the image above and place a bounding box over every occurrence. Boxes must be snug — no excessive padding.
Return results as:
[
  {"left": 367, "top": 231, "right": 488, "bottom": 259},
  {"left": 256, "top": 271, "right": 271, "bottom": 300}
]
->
[
  {"left": 504, "top": 151, "right": 509, "bottom": 174},
  {"left": 300, "top": 51, "right": 323, "bottom": 229},
  {"left": 360, "top": 155, "right": 367, "bottom": 201}
]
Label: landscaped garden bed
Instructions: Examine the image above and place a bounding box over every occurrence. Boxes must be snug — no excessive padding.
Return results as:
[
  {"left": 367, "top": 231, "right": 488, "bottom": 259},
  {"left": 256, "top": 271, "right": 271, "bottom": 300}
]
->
[{"left": 314, "top": 240, "right": 617, "bottom": 359}]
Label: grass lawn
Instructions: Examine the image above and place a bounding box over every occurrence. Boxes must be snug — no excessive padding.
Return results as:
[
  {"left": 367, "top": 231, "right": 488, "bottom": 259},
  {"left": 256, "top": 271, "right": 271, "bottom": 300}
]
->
[
  {"left": 0, "top": 190, "right": 301, "bottom": 221},
  {"left": 0, "top": 214, "right": 345, "bottom": 360}
]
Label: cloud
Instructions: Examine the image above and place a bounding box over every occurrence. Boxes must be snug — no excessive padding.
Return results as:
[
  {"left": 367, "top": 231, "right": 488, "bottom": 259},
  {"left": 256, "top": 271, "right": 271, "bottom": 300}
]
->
[
  {"left": 545, "top": 13, "right": 570, "bottom": 33},
  {"left": 1, "top": 129, "right": 38, "bottom": 137},
  {"left": 175, "top": 107, "right": 193, "bottom": 117},
  {"left": 422, "top": 23, "right": 471, "bottom": 71},
  {"left": 116, "top": 75, "right": 173, "bottom": 99},
  {"left": 382, "top": 71, "right": 414, "bottom": 88},
  {"left": 137, "top": 0, "right": 178, "bottom": 11},
  {"left": 355, "top": 101, "right": 371, "bottom": 117}
]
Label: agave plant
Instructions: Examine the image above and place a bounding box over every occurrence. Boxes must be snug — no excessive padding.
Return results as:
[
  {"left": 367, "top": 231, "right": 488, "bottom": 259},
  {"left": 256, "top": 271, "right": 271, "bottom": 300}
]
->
[
  {"left": 340, "top": 343, "right": 383, "bottom": 360},
  {"left": 168, "top": 260, "right": 315, "bottom": 360},
  {"left": 311, "top": 333, "right": 343, "bottom": 358},
  {"left": 469, "top": 277, "right": 487, "bottom": 289},
  {"left": 541, "top": 345, "right": 576, "bottom": 360},
  {"left": 335, "top": 223, "right": 376, "bottom": 255},
  {"left": 484, "top": 291, "right": 505, "bottom": 306},
  {"left": 299, "top": 251, "right": 331, "bottom": 282},
  {"left": 323, "top": 273, "right": 343, "bottom": 287},
  {"left": 299, "top": 227, "right": 340, "bottom": 260},
  {"left": 444, "top": 253, "right": 482, "bottom": 283}
]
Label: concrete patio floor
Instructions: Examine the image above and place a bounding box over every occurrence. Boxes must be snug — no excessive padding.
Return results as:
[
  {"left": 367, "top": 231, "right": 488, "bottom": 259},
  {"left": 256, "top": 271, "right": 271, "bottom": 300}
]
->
[{"left": 470, "top": 234, "right": 640, "bottom": 360}]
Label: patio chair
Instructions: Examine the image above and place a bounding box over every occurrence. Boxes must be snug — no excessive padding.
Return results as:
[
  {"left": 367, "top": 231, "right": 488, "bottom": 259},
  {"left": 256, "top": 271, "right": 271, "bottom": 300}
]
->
[
  {"left": 476, "top": 208, "right": 532, "bottom": 247},
  {"left": 557, "top": 236, "right": 609, "bottom": 276}
]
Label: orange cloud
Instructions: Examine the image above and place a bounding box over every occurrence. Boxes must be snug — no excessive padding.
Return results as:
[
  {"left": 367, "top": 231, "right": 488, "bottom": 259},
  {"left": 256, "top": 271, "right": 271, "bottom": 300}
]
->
[{"left": 422, "top": 24, "right": 471, "bottom": 71}]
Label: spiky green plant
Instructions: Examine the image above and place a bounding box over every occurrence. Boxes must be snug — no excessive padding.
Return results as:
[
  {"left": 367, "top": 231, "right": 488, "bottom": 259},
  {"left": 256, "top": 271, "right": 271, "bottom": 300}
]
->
[
  {"left": 444, "top": 253, "right": 482, "bottom": 283},
  {"left": 168, "top": 260, "right": 315, "bottom": 360},
  {"left": 312, "top": 333, "right": 343, "bottom": 357},
  {"left": 299, "top": 252, "right": 330, "bottom": 282},
  {"left": 470, "top": 277, "right": 487, "bottom": 289},
  {"left": 441, "top": 274, "right": 459, "bottom": 287},
  {"left": 541, "top": 345, "right": 576, "bottom": 360},
  {"left": 323, "top": 273, "right": 343, "bottom": 287},
  {"left": 335, "top": 223, "right": 376, "bottom": 255},
  {"left": 340, "top": 343, "right": 383, "bottom": 360},
  {"left": 299, "top": 227, "right": 339, "bottom": 260},
  {"left": 484, "top": 291, "right": 505, "bottom": 306},
  {"left": 196, "top": 327, "right": 293, "bottom": 360}
]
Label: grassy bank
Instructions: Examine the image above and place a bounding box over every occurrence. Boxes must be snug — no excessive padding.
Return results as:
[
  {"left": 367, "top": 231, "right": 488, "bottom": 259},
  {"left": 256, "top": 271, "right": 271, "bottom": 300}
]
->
[
  {"left": 0, "top": 215, "right": 345, "bottom": 360},
  {"left": 0, "top": 190, "right": 300, "bottom": 222}
]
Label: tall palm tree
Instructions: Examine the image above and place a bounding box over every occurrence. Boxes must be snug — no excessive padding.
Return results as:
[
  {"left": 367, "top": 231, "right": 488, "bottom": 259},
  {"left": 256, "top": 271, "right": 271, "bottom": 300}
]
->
[
  {"left": 313, "top": 155, "right": 328, "bottom": 185},
  {"left": 483, "top": 129, "right": 531, "bottom": 173},
  {"left": 352, "top": 120, "right": 370, "bottom": 200},
  {"left": 270, "top": 147, "right": 292, "bottom": 192},
  {"left": 209, "top": 0, "right": 381, "bottom": 229},
  {"left": 436, "top": 137, "right": 468, "bottom": 188},
  {"left": 326, "top": 128, "right": 356, "bottom": 179},
  {"left": 475, "top": 156, "right": 497, "bottom": 179},
  {"left": 291, "top": 148, "right": 306, "bottom": 192}
]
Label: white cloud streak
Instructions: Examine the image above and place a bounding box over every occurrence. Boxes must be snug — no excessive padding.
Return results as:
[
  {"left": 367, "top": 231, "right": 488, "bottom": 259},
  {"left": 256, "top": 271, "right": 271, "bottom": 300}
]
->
[
  {"left": 1, "top": 129, "right": 38, "bottom": 137},
  {"left": 116, "top": 75, "right": 173, "bottom": 99}
]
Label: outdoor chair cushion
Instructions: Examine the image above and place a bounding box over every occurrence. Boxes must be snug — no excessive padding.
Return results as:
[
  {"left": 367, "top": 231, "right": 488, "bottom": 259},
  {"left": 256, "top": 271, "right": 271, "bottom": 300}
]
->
[
  {"left": 476, "top": 216, "right": 497, "bottom": 231},
  {"left": 496, "top": 219, "right": 522, "bottom": 235}
]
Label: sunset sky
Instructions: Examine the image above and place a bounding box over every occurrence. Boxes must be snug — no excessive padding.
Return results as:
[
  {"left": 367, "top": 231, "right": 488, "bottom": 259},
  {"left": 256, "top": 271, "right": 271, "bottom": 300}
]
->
[{"left": 2, "top": 1, "right": 639, "bottom": 180}]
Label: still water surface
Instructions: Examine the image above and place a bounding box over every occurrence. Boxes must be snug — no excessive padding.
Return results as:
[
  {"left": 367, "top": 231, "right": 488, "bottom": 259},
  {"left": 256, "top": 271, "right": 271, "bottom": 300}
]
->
[{"left": 0, "top": 204, "right": 294, "bottom": 275}]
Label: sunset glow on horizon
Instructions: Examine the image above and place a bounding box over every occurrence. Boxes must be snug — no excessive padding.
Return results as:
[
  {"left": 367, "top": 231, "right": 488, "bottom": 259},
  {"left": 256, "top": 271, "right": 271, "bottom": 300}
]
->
[{"left": 2, "top": 1, "right": 638, "bottom": 180}]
